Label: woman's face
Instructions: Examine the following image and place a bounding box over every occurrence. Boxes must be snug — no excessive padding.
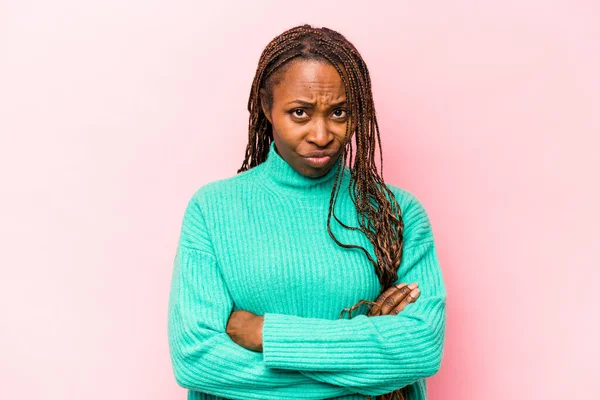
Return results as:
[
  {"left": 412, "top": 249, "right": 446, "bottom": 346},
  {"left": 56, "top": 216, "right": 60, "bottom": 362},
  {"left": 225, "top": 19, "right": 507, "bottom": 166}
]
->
[{"left": 261, "top": 59, "right": 349, "bottom": 178}]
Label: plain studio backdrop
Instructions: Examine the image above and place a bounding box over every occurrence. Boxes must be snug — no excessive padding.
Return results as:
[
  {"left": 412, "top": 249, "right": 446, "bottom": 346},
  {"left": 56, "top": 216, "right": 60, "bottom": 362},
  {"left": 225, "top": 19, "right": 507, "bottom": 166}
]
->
[{"left": 1, "top": 1, "right": 598, "bottom": 399}]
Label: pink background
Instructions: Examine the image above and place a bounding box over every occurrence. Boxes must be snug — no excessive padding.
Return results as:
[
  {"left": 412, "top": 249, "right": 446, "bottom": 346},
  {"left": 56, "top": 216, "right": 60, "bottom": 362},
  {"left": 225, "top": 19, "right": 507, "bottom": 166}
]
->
[{"left": 1, "top": 1, "right": 599, "bottom": 399}]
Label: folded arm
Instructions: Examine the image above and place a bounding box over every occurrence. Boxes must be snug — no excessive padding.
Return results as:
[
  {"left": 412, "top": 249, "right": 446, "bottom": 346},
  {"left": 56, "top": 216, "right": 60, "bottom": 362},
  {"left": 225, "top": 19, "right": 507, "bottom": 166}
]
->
[
  {"left": 261, "top": 196, "right": 447, "bottom": 396},
  {"left": 167, "top": 195, "right": 355, "bottom": 399}
]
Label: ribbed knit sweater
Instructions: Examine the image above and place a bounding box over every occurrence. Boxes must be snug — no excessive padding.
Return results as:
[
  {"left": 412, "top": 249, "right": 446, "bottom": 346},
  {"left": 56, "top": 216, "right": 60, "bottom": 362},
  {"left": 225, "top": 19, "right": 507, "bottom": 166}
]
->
[{"left": 168, "top": 141, "right": 447, "bottom": 400}]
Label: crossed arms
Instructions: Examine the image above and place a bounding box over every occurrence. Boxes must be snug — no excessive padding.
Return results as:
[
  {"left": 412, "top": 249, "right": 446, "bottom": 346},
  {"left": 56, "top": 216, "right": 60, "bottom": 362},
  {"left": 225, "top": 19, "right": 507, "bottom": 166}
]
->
[{"left": 167, "top": 195, "right": 446, "bottom": 399}]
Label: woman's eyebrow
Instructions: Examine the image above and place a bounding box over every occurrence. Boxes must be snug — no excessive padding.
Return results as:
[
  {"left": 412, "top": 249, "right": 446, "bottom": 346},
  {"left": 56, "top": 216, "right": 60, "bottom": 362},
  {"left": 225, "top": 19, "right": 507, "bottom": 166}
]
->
[{"left": 286, "top": 99, "right": 347, "bottom": 107}]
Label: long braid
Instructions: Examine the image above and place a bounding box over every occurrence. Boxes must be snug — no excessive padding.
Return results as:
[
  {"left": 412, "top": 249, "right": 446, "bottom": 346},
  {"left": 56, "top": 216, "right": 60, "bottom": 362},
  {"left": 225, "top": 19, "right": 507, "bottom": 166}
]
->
[{"left": 238, "top": 25, "right": 407, "bottom": 400}]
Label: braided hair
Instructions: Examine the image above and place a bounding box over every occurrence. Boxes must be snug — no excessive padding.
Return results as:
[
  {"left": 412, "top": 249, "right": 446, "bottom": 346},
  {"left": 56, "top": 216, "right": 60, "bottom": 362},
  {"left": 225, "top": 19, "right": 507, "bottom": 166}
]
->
[{"left": 238, "top": 24, "right": 408, "bottom": 400}]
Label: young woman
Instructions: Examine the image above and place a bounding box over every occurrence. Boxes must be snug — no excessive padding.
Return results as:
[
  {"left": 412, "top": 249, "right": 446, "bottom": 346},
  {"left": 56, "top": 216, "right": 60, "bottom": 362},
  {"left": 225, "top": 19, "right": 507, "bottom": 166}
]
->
[{"left": 168, "top": 24, "right": 447, "bottom": 400}]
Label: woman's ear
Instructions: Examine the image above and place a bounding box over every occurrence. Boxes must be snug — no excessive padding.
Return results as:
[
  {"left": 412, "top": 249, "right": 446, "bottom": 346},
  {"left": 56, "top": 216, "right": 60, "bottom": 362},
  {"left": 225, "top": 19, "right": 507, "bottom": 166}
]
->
[{"left": 259, "top": 88, "right": 272, "bottom": 124}]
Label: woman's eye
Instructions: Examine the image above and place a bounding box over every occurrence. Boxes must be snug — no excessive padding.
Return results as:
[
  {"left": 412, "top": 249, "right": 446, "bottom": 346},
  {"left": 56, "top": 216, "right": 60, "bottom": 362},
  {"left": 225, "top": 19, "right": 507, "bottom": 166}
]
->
[
  {"left": 333, "top": 109, "right": 347, "bottom": 118},
  {"left": 292, "top": 109, "right": 306, "bottom": 117}
]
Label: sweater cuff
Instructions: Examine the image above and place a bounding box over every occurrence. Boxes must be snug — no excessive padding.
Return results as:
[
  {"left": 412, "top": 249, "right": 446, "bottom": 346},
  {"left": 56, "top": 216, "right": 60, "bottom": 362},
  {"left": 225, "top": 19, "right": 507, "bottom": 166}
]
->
[{"left": 261, "top": 312, "right": 366, "bottom": 371}]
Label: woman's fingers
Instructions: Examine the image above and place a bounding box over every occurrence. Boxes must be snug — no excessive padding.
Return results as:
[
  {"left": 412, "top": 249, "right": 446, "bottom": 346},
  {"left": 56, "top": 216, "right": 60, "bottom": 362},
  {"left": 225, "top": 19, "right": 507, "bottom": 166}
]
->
[
  {"left": 390, "top": 287, "right": 420, "bottom": 315},
  {"left": 380, "top": 283, "right": 418, "bottom": 315},
  {"left": 368, "top": 282, "right": 418, "bottom": 316},
  {"left": 368, "top": 284, "right": 402, "bottom": 316}
]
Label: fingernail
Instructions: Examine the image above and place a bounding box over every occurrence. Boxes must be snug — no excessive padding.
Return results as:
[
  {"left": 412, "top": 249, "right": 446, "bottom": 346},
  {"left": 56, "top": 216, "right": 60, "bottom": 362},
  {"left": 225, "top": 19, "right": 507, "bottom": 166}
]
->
[{"left": 408, "top": 283, "right": 418, "bottom": 289}]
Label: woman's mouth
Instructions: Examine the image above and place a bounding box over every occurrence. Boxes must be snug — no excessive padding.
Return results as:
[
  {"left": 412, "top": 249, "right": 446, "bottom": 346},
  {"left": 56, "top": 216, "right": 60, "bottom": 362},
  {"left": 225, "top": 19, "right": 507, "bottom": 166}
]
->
[{"left": 304, "top": 155, "right": 332, "bottom": 168}]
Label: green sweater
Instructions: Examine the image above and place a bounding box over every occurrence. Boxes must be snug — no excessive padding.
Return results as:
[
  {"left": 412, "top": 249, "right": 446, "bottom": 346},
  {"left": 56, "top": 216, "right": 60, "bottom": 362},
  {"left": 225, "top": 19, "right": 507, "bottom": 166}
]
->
[{"left": 168, "top": 141, "right": 447, "bottom": 400}]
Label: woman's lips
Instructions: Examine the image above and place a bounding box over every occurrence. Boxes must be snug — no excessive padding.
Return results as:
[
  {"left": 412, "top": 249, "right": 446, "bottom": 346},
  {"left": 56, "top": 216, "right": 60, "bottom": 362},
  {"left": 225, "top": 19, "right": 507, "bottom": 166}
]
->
[{"left": 304, "top": 155, "right": 332, "bottom": 168}]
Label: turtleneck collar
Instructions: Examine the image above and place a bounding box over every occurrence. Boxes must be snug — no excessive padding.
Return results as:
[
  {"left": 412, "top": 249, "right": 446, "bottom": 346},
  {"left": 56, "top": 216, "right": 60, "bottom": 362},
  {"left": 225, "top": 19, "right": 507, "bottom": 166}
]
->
[{"left": 258, "top": 141, "right": 345, "bottom": 199}]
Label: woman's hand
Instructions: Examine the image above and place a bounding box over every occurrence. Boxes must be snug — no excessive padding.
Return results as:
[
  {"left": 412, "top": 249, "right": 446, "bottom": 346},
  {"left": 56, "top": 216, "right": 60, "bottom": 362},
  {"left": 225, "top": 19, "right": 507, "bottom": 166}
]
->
[
  {"left": 226, "top": 310, "right": 264, "bottom": 352},
  {"left": 367, "top": 282, "right": 420, "bottom": 316}
]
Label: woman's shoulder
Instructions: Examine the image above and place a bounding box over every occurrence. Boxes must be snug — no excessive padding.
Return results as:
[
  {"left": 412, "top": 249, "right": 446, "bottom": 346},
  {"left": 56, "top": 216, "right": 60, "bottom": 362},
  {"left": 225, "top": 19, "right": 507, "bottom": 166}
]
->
[
  {"left": 384, "top": 182, "right": 423, "bottom": 213},
  {"left": 384, "top": 182, "right": 435, "bottom": 246},
  {"left": 186, "top": 166, "right": 263, "bottom": 207}
]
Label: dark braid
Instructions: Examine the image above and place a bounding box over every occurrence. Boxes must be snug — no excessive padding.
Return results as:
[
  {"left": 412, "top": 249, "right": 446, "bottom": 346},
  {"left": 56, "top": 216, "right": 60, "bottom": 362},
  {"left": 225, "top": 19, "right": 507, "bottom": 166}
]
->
[{"left": 238, "top": 25, "right": 407, "bottom": 400}]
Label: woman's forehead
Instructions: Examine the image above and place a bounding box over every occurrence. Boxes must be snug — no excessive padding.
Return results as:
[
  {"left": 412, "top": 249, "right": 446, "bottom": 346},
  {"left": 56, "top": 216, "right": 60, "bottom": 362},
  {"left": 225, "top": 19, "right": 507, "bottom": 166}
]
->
[{"left": 273, "top": 59, "right": 347, "bottom": 100}]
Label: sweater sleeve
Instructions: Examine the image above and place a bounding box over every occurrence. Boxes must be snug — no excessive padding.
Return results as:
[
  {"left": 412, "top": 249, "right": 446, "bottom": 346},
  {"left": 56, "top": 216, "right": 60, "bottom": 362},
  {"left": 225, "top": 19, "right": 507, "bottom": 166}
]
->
[
  {"left": 261, "top": 196, "right": 447, "bottom": 397},
  {"left": 167, "top": 194, "right": 355, "bottom": 399}
]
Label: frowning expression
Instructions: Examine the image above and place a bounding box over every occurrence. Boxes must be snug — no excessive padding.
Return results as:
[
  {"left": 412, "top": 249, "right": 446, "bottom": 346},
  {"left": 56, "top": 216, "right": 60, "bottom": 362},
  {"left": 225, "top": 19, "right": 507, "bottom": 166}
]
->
[{"left": 260, "top": 59, "right": 350, "bottom": 178}]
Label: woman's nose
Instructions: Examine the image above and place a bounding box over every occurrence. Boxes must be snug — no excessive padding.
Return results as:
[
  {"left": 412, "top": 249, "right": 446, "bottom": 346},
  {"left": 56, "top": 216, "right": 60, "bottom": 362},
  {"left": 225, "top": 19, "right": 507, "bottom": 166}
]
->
[{"left": 307, "top": 119, "right": 333, "bottom": 147}]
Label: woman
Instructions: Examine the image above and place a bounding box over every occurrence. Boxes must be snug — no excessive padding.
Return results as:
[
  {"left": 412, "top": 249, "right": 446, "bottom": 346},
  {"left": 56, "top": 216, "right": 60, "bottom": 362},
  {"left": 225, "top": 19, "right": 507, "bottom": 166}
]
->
[{"left": 168, "top": 24, "right": 447, "bottom": 400}]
